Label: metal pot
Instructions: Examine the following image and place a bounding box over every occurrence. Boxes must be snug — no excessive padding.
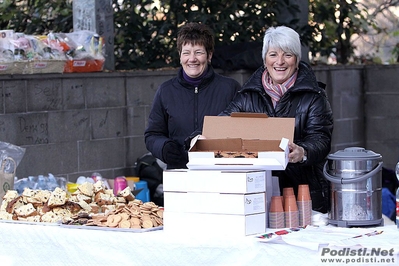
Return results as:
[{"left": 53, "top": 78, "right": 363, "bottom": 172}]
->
[{"left": 323, "top": 147, "right": 384, "bottom": 227}]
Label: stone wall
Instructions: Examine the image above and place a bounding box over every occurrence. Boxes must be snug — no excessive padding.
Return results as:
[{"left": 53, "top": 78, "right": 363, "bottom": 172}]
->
[
  {"left": 1, "top": 64, "right": 398, "bottom": 182},
  {"left": 363, "top": 65, "right": 399, "bottom": 167}
]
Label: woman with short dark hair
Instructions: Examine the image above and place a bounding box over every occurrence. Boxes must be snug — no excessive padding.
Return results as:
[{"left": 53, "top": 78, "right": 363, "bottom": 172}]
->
[{"left": 145, "top": 22, "right": 241, "bottom": 170}]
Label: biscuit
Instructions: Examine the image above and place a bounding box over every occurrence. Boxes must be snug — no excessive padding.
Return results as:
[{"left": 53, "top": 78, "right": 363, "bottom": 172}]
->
[
  {"left": 6, "top": 196, "right": 24, "bottom": 214},
  {"left": 41, "top": 211, "right": 60, "bottom": 223},
  {"left": 117, "top": 186, "right": 135, "bottom": 201},
  {"left": 77, "top": 182, "right": 94, "bottom": 197},
  {"left": 15, "top": 203, "right": 38, "bottom": 217},
  {"left": 47, "top": 187, "right": 67, "bottom": 207},
  {"left": 0, "top": 210, "right": 13, "bottom": 220},
  {"left": 93, "top": 180, "right": 105, "bottom": 194}
]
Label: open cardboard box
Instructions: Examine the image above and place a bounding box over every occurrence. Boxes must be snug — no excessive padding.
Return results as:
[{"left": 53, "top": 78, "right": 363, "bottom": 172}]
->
[{"left": 187, "top": 113, "right": 294, "bottom": 170}]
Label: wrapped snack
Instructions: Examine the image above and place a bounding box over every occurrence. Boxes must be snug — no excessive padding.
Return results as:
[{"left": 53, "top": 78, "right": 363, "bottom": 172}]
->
[
  {"left": 10, "top": 33, "right": 31, "bottom": 60},
  {"left": 0, "top": 141, "right": 26, "bottom": 199},
  {"left": 0, "top": 30, "right": 15, "bottom": 62},
  {"left": 61, "top": 30, "right": 105, "bottom": 73}
]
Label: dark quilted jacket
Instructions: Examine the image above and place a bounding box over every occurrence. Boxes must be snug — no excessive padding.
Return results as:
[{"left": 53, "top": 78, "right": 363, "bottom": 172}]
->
[
  {"left": 145, "top": 65, "right": 241, "bottom": 169},
  {"left": 220, "top": 61, "right": 334, "bottom": 213}
]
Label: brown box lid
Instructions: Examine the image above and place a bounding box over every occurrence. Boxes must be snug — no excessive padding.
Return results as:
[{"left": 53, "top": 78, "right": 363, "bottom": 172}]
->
[{"left": 202, "top": 113, "right": 294, "bottom": 143}]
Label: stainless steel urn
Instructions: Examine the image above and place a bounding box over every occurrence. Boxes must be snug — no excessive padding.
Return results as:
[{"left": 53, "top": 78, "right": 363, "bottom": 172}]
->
[{"left": 323, "top": 147, "right": 384, "bottom": 227}]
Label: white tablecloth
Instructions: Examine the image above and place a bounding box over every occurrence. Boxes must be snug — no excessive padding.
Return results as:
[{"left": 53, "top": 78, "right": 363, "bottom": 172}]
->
[{"left": 0, "top": 220, "right": 398, "bottom": 266}]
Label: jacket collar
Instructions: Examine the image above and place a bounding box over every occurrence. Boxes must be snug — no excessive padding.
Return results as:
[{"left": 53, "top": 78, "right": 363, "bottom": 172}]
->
[
  {"left": 241, "top": 61, "right": 321, "bottom": 94},
  {"left": 177, "top": 64, "right": 216, "bottom": 89}
]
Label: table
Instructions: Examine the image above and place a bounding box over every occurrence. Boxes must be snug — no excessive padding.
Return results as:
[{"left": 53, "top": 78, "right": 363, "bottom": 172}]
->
[{"left": 0, "top": 218, "right": 398, "bottom": 266}]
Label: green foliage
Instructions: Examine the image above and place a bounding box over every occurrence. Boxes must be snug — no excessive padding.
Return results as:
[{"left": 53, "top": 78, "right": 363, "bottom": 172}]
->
[
  {"left": 0, "top": 0, "right": 383, "bottom": 68},
  {"left": 308, "top": 0, "right": 374, "bottom": 64},
  {"left": 112, "top": 0, "right": 293, "bottom": 69},
  {"left": 0, "top": 0, "right": 73, "bottom": 35}
]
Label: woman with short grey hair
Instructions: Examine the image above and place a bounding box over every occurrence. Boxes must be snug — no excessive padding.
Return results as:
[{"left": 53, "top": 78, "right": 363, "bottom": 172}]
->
[{"left": 220, "top": 25, "right": 334, "bottom": 213}]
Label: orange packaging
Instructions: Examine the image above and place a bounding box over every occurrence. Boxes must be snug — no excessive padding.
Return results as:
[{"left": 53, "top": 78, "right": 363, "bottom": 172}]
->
[{"left": 64, "top": 59, "right": 104, "bottom": 73}]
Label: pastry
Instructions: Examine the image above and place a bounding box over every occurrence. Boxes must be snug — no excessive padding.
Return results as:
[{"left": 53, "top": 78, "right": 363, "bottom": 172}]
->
[
  {"left": 214, "top": 151, "right": 258, "bottom": 158},
  {"left": 15, "top": 203, "right": 38, "bottom": 217},
  {"left": 117, "top": 186, "right": 135, "bottom": 201},
  {"left": 47, "top": 187, "right": 67, "bottom": 207},
  {"left": 77, "top": 182, "right": 94, "bottom": 197}
]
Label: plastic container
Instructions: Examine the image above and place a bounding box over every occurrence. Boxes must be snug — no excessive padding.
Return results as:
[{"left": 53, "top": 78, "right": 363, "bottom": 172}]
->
[
  {"left": 126, "top": 176, "right": 140, "bottom": 183},
  {"left": 67, "top": 182, "right": 79, "bottom": 194},
  {"left": 135, "top": 180, "right": 150, "bottom": 203},
  {"left": 324, "top": 147, "right": 383, "bottom": 227},
  {"left": 113, "top": 176, "right": 128, "bottom": 196}
]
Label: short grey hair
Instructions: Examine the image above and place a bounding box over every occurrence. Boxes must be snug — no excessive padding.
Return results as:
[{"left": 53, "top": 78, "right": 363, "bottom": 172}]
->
[{"left": 262, "top": 26, "right": 301, "bottom": 65}]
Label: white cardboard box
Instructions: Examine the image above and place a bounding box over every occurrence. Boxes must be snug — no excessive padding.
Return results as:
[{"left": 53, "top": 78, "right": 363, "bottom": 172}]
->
[
  {"left": 163, "top": 169, "right": 275, "bottom": 231},
  {"left": 163, "top": 169, "right": 266, "bottom": 193},
  {"left": 163, "top": 211, "right": 266, "bottom": 236},
  {"left": 164, "top": 191, "right": 265, "bottom": 215},
  {"left": 187, "top": 113, "right": 294, "bottom": 170}
]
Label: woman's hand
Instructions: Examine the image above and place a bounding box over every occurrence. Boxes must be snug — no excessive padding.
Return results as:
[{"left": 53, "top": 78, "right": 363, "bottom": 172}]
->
[{"left": 288, "top": 142, "right": 306, "bottom": 163}]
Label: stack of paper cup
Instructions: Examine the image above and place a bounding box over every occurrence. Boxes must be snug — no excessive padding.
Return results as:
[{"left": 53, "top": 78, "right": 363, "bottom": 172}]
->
[
  {"left": 284, "top": 194, "right": 299, "bottom": 227},
  {"left": 268, "top": 196, "right": 285, "bottom": 228},
  {"left": 282, "top": 187, "right": 294, "bottom": 207},
  {"left": 297, "top": 184, "right": 312, "bottom": 226}
]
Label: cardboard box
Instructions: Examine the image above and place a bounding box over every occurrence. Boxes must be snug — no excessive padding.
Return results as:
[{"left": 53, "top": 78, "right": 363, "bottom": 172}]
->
[
  {"left": 164, "top": 191, "right": 265, "bottom": 215},
  {"left": 0, "top": 60, "right": 66, "bottom": 75},
  {"left": 163, "top": 169, "right": 266, "bottom": 193},
  {"left": 0, "top": 62, "right": 18, "bottom": 75},
  {"left": 187, "top": 113, "right": 295, "bottom": 170},
  {"left": 163, "top": 211, "right": 266, "bottom": 236}
]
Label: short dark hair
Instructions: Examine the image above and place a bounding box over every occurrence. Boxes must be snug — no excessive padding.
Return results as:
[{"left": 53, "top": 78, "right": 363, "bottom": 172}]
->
[{"left": 177, "top": 22, "right": 214, "bottom": 55}]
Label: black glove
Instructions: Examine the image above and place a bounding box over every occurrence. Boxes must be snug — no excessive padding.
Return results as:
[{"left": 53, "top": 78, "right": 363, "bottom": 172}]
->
[{"left": 162, "top": 141, "right": 184, "bottom": 165}]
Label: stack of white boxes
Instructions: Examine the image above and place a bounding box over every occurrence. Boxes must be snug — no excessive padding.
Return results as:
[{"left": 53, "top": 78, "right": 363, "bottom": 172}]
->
[
  {"left": 162, "top": 114, "right": 292, "bottom": 236},
  {"left": 163, "top": 169, "right": 274, "bottom": 236}
]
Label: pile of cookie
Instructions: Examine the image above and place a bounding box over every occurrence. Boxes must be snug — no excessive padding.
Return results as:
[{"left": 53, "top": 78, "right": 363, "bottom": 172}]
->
[
  {"left": 0, "top": 180, "right": 163, "bottom": 230},
  {"left": 65, "top": 200, "right": 163, "bottom": 229}
]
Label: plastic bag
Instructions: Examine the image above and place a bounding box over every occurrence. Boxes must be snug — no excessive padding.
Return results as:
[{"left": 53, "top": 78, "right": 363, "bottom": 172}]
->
[
  {"left": 0, "top": 141, "right": 26, "bottom": 198},
  {"left": 0, "top": 141, "right": 26, "bottom": 170}
]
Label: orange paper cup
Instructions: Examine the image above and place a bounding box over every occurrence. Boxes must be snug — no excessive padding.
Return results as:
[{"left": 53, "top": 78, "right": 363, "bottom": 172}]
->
[
  {"left": 284, "top": 194, "right": 298, "bottom": 212},
  {"left": 283, "top": 187, "right": 294, "bottom": 198},
  {"left": 297, "top": 184, "right": 311, "bottom": 201},
  {"left": 270, "top": 196, "right": 284, "bottom": 212}
]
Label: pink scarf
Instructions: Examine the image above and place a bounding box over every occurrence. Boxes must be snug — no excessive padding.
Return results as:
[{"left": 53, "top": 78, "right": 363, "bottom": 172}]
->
[{"left": 262, "top": 70, "right": 297, "bottom": 107}]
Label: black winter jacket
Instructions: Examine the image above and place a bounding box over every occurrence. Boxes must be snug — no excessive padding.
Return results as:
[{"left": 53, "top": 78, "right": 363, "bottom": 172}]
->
[
  {"left": 220, "top": 61, "right": 334, "bottom": 213},
  {"left": 145, "top": 65, "right": 241, "bottom": 169}
]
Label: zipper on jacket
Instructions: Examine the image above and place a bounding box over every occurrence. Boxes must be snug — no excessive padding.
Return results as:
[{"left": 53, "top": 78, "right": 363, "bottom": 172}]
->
[{"left": 194, "top": 86, "right": 199, "bottom": 130}]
